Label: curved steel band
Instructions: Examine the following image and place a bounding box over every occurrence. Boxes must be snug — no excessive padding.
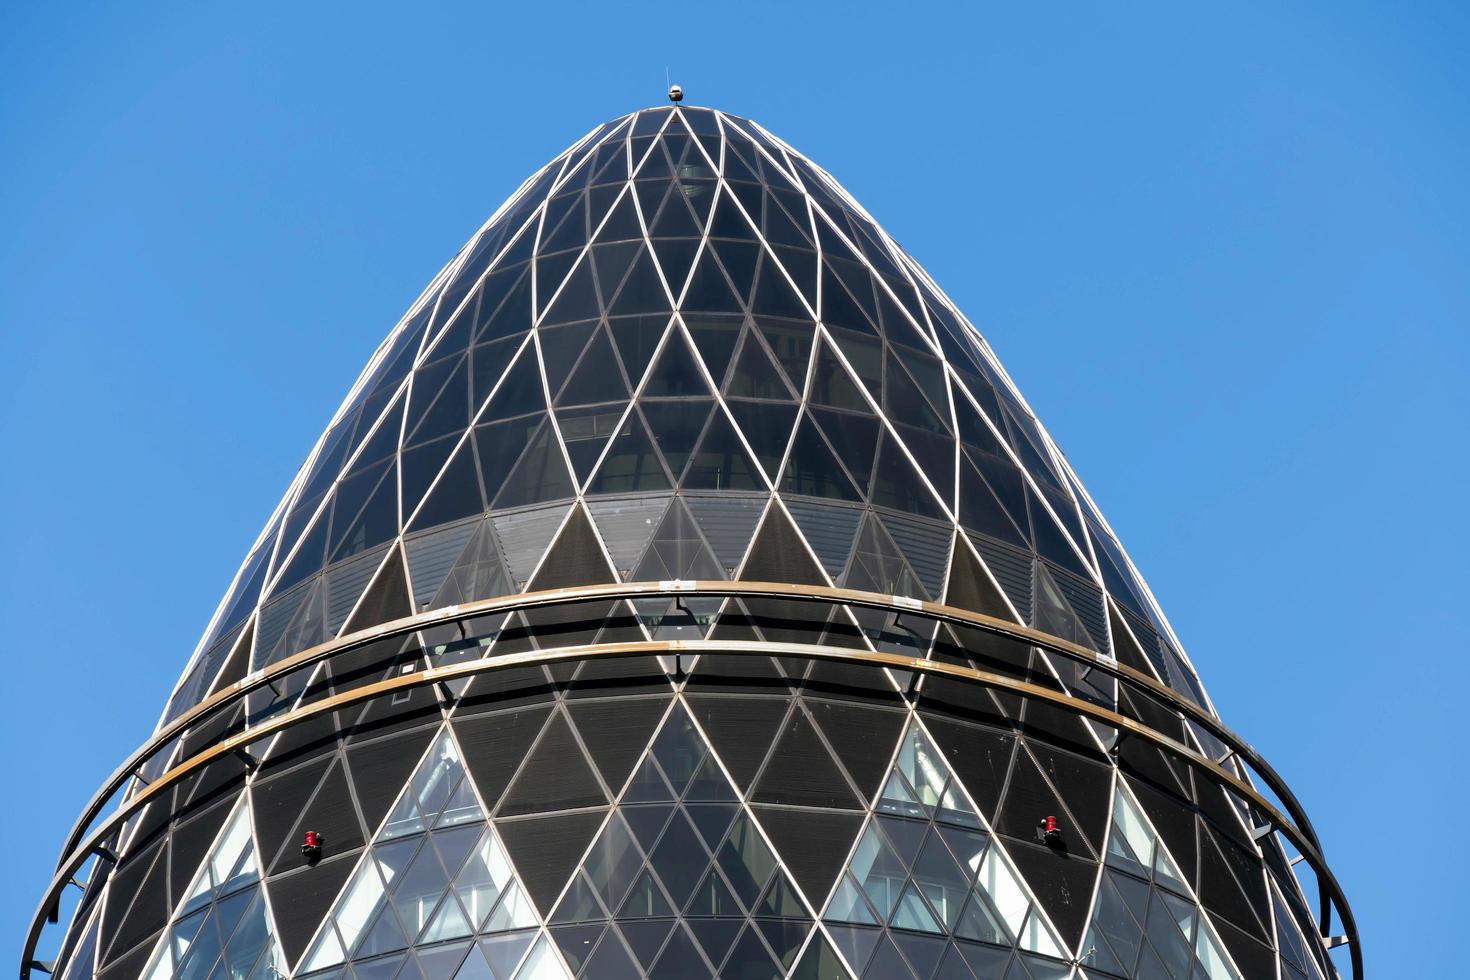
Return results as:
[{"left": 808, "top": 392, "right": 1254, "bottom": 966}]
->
[{"left": 25, "top": 585, "right": 1360, "bottom": 980}]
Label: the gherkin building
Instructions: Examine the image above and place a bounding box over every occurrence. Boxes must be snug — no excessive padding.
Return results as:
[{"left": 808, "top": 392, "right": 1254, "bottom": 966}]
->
[{"left": 24, "top": 103, "right": 1358, "bottom": 980}]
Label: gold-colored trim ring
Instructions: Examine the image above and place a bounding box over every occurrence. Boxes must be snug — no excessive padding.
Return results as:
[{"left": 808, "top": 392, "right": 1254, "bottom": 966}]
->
[{"left": 58, "top": 582, "right": 1323, "bottom": 877}]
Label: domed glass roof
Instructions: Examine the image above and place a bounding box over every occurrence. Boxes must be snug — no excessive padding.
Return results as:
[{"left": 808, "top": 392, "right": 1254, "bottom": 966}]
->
[{"left": 158, "top": 105, "right": 1210, "bottom": 727}]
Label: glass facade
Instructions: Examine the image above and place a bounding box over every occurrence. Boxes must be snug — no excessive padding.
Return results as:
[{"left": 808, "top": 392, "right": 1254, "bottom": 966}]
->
[{"left": 33, "top": 105, "right": 1347, "bottom": 980}]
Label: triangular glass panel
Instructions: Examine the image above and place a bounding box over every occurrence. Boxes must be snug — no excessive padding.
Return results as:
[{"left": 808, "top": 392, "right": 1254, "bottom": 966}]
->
[
  {"left": 585, "top": 496, "right": 671, "bottom": 579},
  {"left": 720, "top": 135, "right": 760, "bottom": 184},
  {"left": 342, "top": 393, "right": 406, "bottom": 478},
  {"left": 651, "top": 237, "right": 701, "bottom": 301},
  {"left": 809, "top": 340, "right": 870, "bottom": 412},
  {"left": 607, "top": 249, "right": 672, "bottom": 318},
  {"left": 583, "top": 410, "right": 671, "bottom": 495},
  {"left": 869, "top": 431, "right": 947, "bottom": 520},
  {"left": 640, "top": 327, "right": 711, "bottom": 397},
  {"left": 821, "top": 259, "right": 878, "bottom": 336},
  {"left": 550, "top": 923, "right": 603, "bottom": 974},
  {"left": 1031, "top": 566, "right": 1094, "bottom": 657},
  {"left": 725, "top": 330, "right": 795, "bottom": 400},
  {"left": 827, "top": 332, "right": 882, "bottom": 404},
  {"left": 421, "top": 520, "right": 512, "bottom": 610},
  {"left": 593, "top": 190, "right": 643, "bottom": 245},
  {"left": 958, "top": 450, "right": 1029, "bottom": 547},
  {"left": 489, "top": 502, "right": 572, "bottom": 590},
  {"left": 329, "top": 462, "right": 400, "bottom": 564},
  {"left": 490, "top": 421, "right": 574, "bottom": 509},
  {"left": 682, "top": 496, "right": 765, "bottom": 576},
  {"left": 550, "top": 873, "right": 606, "bottom": 925},
  {"left": 477, "top": 930, "right": 538, "bottom": 980},
  {"left": 686, "top": 918, "right": 744, "bottom": 970},
  {"left": 553, "top": 328, "right": 628, "bottom": 407},
  {"left": 782, "top": 415, "right": 863, "bottom": 503},
  {"left": 401, "top": 435, "right": 463, "bottom": 527},
  {"left": 641, "top": 399, "right": 712, "bottom": 480},
  {"left": 891, "top": 883, "right": 944, "bottom": 934},
  {"left": 473, "top": 268, "right": 533, "bottom": 346},
  {"left": 536, "top": 322, "right": 598, "bottom": 399},
  {"left": 892, "top": 932, "right": 949, "bottom": 980},
  {"left": 885, "top": 345, "right": 950, "bottom": 434},
  {"left": 681, "top": 244, "right": 745, "bottom": 314},
  {"left": 753, "top": 919, "right": 811, "bottom": 971},
  {"left": 1088, "top": 522, "right": 1152, "bottom": 623},
  {"left": 1025, "top": 485, "right": 1092, "bottom": 579},
  {"left": 472, "top": 336, "right": 526, "bottom": 409},
  {"left": 701, "top": 167, "right": 753, "bottom": 228},
  {"left": 826, "top": 876, "right": 879, "bottom": 927},
  {"left": 540, "top": 254, "right": 602, "bottom": 328},
  {"left": 685, "top": 315, "right": 743, "bottom": 386},
  {"left": 876, "top": 512, "right": 953, "bottom": 601},
  {"left": 269, "top": 504, "right": 331, "bottom": 600},
  {"left": 709, "top": 240, "right": 761, "bottom": 306},
  {"left": 480, "top": 341, "right": 548, "bottom": 422},
  {"left": 406, "top": 355, "right": 471, "bottom": 449},
  {"left": 422, "top": 895, "right": 474, "bottom": 944},
  {"left": 551, "top": 405, "right": 627, "bottom": 487},
  {"left": 540, "top": 192, "right": 590, "bottom": 257},
  {"left": 338, "top": 545, "right": 413, "bottom": 637},
  {"left": 607, "top": 314, "right": 669, "bottom": 386},
  {"left": 617, "top": 919, "right": 676, "bottom": 970},
  {"left": 533, "top": 250, "right": 580, "bottom": 320},
  {"left": 538, "top": 190, "right": 583, "bottom": 252},
  {"left": 766, "top": 186, "right": 815, "bottom": 246},
  {"left": 783, "top": 500, "right": 863, "bottom": 581},
  {"left": 726, "top": 400, "right": 798, "bottom": 481},
  {"left": 844, "top": 513, "right": 925, "bottom": 599},
  {"left": 750, "top": 252, "right": 812, "bottom": 320},
  {"left": 756, "top": 318, "right": 815, "bottom": 391},
  {"left": 616, "top": 868, "right": 675, "bottom": 919},
  {"left": 804, "top": 410, "right": 877, "bottom": 499},
  {"left": 630, "top": 497, "right": 725, "bottom": 583},
  {"left": 684, "top": 408, "right": 765, "bottom": 491},
  {"left": 622, "top": 804, "right": 676, "bottom": 853},
  {"left": 647, "top": 181, "right": 703, "bottom": 239},
  {"left": 508, "top": 938, "right": 569, "bottom": 979},
  {"left": 587, "top": 242, "right": 642, "bottom": 314},
  {"left": 684, "top": 804, "right": 739, "bottom": 852},
  {"left": 469, "top": 410, "right": 537, "bottom": 501},
  {"left": 708, "top": 814, "right": 776, "bottom": 912}
]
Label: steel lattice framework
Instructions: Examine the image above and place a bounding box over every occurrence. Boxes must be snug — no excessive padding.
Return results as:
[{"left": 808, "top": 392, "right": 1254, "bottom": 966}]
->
[{"left": 25, "top": 104, "right": 1356, "bottom": 980}]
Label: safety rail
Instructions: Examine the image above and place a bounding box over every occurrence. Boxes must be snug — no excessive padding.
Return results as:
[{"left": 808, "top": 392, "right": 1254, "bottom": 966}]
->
[{"left": 21, "top": 583, "right": 1360, "bottom": 980}]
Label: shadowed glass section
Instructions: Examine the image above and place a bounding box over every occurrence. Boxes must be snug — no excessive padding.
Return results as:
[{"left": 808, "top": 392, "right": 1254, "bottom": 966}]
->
[
  {"left": 546, "top": 702, "right": 814, "bottom": 978},
  {"left": 138, "top": 802, "right": 285, "bottom": 980},
  {"left": 1079, "top": 781, "right": 1243, "bottom": 980},
  {"left": 298, "top": 729, "right": 564, "bottom": 979},
  {"left": 821, "top": 721, "right": 1069, "bottom": 978}
]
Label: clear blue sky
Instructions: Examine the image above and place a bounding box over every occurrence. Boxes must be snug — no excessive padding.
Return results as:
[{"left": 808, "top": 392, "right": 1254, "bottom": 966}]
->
[{"left": 2, "top": 2, "right": 1465, "bottom": 974}]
